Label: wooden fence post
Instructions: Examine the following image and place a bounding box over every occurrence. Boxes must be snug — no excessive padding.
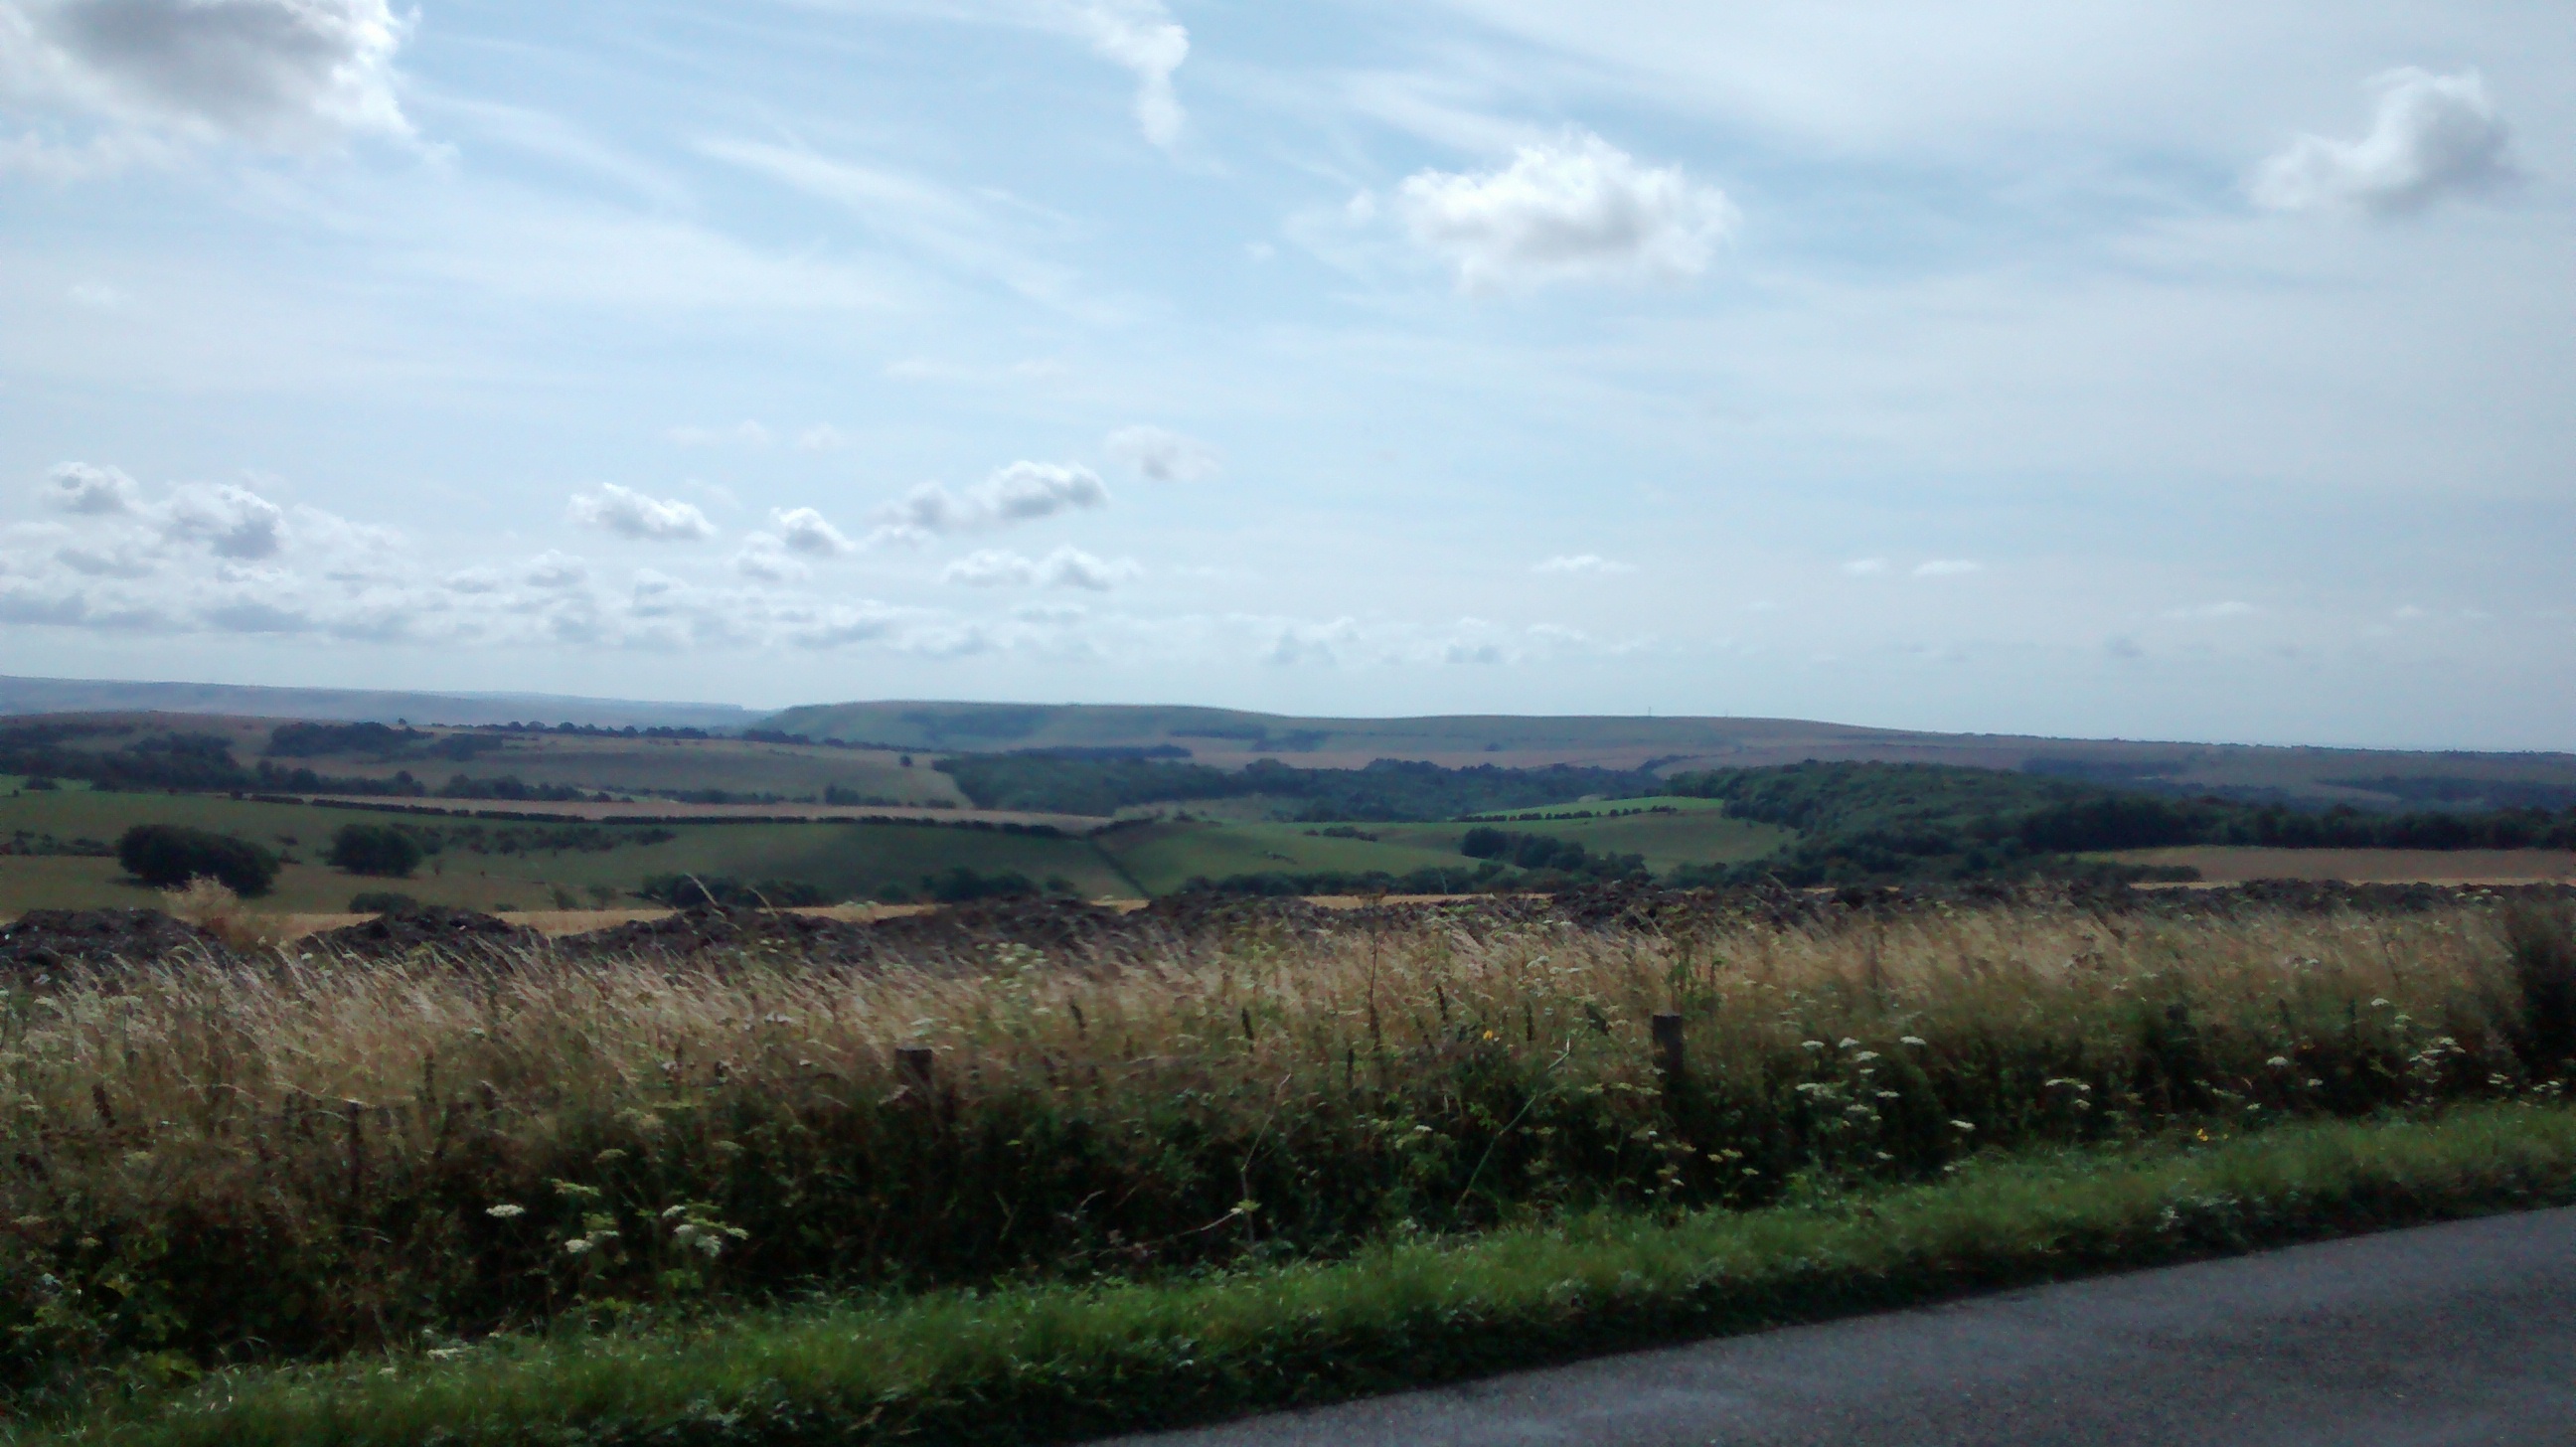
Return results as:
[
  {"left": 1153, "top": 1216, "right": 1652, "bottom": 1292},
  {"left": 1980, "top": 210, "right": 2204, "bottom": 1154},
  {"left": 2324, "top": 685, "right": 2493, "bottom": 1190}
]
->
[
  {"left": 896, "top": 1045, "right": 937, "bottom": 1097},
  {"left": 1651, "top": 1014, "right": 1688, "bottom": 1081}
]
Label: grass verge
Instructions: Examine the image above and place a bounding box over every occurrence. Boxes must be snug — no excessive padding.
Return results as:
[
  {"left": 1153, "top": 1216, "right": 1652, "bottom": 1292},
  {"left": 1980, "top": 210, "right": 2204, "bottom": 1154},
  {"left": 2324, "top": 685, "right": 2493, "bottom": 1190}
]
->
[{"left": 23, "top": 1101, "right": 2576, "bottom": 1447}]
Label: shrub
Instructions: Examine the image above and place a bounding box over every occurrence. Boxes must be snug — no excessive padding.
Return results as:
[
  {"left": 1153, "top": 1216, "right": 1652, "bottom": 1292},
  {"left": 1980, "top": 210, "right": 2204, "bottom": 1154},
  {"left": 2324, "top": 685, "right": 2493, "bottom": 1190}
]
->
[
  {"left": 327, "top": 823, "right": 425, "bottom": 878},
  {"left": 349, "top": 890, "right": 422, "bottom": 915},
  {"left": 637, "top": 875, "right": 831, "bottom": 908},
  {"left": 923, "top": 866, "right": 1038, "bottom": 902},
  {"left": 115, "top": 823, "right": 278, "bottom": 895}
]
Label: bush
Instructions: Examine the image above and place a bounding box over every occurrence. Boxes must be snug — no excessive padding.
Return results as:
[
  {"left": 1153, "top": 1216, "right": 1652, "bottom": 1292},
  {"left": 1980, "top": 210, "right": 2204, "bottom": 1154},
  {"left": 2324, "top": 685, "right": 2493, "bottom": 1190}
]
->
[
  {"left": 115, "top": 824, "right": 278, "bottom": 896},
  {"left": 637, "top": 876, "right": 831, "bottom": 908},
  {"left": 326, "top": 823, "right": 423, "bottom": 878},
  {"left": 349, "top": 890, "right": 422, "bottom": 915}
]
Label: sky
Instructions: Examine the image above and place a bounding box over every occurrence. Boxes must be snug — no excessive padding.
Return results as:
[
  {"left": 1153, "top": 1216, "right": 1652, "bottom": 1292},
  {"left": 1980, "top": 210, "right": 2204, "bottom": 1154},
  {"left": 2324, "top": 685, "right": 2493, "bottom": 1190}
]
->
[{"left": 0, "top": 1, "right": 2570, "bottom": 748}]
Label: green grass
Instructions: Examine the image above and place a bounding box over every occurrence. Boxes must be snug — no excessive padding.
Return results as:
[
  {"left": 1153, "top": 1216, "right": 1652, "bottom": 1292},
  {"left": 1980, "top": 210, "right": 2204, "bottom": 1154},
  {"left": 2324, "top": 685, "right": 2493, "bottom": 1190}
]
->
[
  {"left": 29, "top": 1103, "right": 2575, "bottom": 1447},
  {"left": 1092, "top": 801, "right": 1791, "bottom": 893},
  {"left": 0, "top": 789, "right": 1130, "bottom": 912}
]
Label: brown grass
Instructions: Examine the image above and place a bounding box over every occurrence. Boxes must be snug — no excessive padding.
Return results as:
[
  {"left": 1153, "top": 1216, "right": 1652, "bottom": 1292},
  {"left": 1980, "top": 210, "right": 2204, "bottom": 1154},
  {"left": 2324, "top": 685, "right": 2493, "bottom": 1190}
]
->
[{"left": 0, "top": 895, "right": 2549, "bottom": 1393}]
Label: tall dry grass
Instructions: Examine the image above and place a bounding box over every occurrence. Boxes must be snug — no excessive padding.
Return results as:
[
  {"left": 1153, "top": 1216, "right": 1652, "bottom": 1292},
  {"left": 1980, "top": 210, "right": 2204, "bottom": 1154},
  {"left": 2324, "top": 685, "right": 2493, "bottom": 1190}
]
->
[{"left": 0, "top": 897, "right": 2555, "bottom": 1397}]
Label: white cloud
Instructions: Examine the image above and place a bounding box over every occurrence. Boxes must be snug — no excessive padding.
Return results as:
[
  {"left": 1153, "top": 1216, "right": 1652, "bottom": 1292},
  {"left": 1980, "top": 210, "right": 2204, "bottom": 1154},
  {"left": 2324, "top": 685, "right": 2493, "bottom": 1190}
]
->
[
  {"left": 0, "top": 0, "right": 413, "bottom": 167},
  {"left": 666, "top": 420, "right": 771, "bottom": 447},
  {"left": 1105, "top": 424, "right": 1220, "bottom": 482},
  {"left": 1392, "top": 128, "right": 1736, "bottom": 292},
  {"left": 1533, "top": 554, "right": 1635, "bottom": 575},
  {"left": 943, "top": 545, "right": 1139, "bottom": 590},
  {"left": 2253, "top": 69, "right": 2514, "bottom": 217},
  {"left": 1841, "top": 558, "right": 1890, "bottom": 576},
  {"left": 871, "top": 460, "right": 1110, "bottom": 543},
  {"left": 1059, "top": 0, "right": 1188, "bottom": 148},
  {"left": 771, "top": 506, "right": 856, "bottom": 557},
  {"left": 524, "top": 551, "right": 588, "bottom": 588},
  {"left": 1913, "top": 560, "right": 1982, "bottom": 577},
  {"left": 159, "top": 481, "right": 283, "bottom": 559},
  {"left": 730, "top": 535, "right": 806, "bottom": 583},
  {"left": 796, "top": 424, "right": 848, "bottom": 452},
  {"left": 46, "top": 460, "right": 138, "bottom": 514},
  {"left": 568, "top": 483, "right": 718, "bottom": 542}
]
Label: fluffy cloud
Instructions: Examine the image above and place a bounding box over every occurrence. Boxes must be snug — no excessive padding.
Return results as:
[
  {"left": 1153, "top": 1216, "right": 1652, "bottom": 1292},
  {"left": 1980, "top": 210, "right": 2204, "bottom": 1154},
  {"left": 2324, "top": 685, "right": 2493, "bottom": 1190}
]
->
[
  {"left": 872, "top": 461, "right": 1109, "bottom": 543},
  {"left": 0, "top": 0, "right": 412, "bottom": 169},
  {"left": 1533, "top": 554, "right": 1635, "bottom": 575},
  {"left": 159, "top": 481, "right": 283, "bottom": 559},
  {"left": 1392, "top": 129, "right": 1736, "bottom": 292},
  {"left": 46, "top": 460, "right": 138, "bottom": 513},
  {"left": 1913, "top": 560, "right": 1982, "bottom": 577},
  {"left": 943, "top": 545, "right": 1139, "bottom": 591},
  {"left": 1060, "top": 0, "right": 1187, "bottom": 148},
  {"left": 2253, "top": 69, "right": 2514, "bottom": 217},
  {"left": 771, "top": 506, "right": 856, "bottom": 557},
  {"left": 1105, "top": 424, "right": 1220, "bottom": 483},
  {"left": 523, "top": 551, "right": 588, "bottom": 588},
  {"left": 730, "top": 536, "right": 805, "bottom": 583},
  {"left": 568, "top": 484, "right": 718, "bottom": 542}
]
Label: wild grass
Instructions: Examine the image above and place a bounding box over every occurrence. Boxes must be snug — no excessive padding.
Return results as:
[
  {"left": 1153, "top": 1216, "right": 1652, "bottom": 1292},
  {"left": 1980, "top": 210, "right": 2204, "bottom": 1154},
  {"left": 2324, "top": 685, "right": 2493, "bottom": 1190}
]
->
[
  {"left": 1, "top": 894, "right": 2566, "bottom": 1411},
  {"left": 23, "top": 1102, "right": 2576, "bottom": 1447}
]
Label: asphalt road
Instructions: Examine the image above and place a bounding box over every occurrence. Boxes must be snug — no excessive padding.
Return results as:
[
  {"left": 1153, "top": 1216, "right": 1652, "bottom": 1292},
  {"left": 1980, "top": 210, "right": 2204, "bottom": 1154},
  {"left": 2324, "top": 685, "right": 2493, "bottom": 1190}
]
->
[{"left": 1107, "top": 1208, "right": 2576, "bottom": 1447}]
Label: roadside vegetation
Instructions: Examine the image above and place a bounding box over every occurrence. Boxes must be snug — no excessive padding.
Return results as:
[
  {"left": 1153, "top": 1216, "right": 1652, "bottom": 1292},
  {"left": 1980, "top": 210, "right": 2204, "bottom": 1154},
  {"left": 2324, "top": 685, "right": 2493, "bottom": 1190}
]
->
[{"left": 4, "top": 888, "right": 2572, "bottom": 1436}]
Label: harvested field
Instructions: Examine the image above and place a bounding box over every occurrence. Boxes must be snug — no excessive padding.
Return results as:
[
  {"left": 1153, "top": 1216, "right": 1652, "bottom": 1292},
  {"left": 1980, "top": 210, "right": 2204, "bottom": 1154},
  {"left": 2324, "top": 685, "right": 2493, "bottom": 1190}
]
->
[{"left": 2109, "top": 846, "right": 2576, "bottom": 884}]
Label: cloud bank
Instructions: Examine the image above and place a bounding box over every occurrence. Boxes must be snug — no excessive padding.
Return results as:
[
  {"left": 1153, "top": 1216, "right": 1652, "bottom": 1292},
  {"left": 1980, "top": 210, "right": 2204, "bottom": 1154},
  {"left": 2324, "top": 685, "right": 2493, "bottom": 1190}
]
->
[
  {"left": 1393, "top": 129, "right": 1736, "bottom": 292},
  {"left": 2253, "top": 69, "right": 2514, "bottom": 217}
]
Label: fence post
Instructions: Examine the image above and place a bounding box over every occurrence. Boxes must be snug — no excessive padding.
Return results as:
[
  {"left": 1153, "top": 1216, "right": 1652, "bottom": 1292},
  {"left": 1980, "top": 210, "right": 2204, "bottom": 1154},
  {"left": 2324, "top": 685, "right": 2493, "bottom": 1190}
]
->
[
  {"left": 896, "top": 1045, "right": 937, "bottom": 1098},
  {"left": 1651, "top": 1014, "right": 1688, "bottom": 1081}
]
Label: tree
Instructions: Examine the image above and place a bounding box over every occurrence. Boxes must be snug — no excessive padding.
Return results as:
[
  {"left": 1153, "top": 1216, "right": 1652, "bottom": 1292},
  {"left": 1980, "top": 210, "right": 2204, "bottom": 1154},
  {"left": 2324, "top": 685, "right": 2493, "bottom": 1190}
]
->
[
  {"left": 327, "top": 823, "right": 423, "bottom": 878},
  {"left": 117, "top": 824, "right": 279, "bottom": 896}
]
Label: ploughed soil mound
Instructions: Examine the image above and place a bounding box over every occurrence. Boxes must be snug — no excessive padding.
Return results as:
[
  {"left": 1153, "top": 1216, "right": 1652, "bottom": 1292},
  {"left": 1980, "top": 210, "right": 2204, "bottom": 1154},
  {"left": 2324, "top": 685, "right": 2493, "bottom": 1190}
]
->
[
  {"left": 558, "top": 895, "right": 1341, "bottom": 970},
  {"left": 0, "top": 908, "right": 234, "bottom": 975},
  {"left": 308, "top": 906, "right": 545, "bottom": 958},
  {"left": 557, "top": 905, "right": 875, "bottom": 963}
]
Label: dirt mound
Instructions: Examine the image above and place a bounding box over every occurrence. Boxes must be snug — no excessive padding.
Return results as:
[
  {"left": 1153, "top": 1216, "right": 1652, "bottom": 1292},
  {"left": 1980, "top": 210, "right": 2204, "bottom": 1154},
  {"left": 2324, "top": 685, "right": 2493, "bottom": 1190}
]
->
[
  {"left": 0, "top": 908, "right": 235, "bottom": 975},
  {"left": 558, "top": 905, "right": 877, "bottom": 963},
  {"left": 306, "top": 906, "right": 545, "bottom": 958}
]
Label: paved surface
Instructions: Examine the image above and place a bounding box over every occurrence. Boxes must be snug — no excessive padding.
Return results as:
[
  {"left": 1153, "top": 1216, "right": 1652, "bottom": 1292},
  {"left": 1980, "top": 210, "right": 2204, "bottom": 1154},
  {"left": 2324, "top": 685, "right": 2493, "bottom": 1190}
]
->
[{"left": 1108, "top": 1208, "right": 2576, "bottom": 1447}]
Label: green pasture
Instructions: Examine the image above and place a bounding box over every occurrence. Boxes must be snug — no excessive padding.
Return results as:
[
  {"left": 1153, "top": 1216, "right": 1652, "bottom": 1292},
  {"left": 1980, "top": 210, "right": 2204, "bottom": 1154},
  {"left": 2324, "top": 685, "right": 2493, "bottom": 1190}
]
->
[
  {"left": 0, "top": 790, "right": 1124, "bottom": 913},
  {"left": 279, "top": 735, "right": 965, "bottom": 806},
  {"left": 1093, "top": 800, "right": 1793, "bottom": 892},
  {"left": 1095, "top": 821, "right": 1469, "bottom": 893},
  {"left": 1368, "top": 796, "right": 1791, "bottom": 873}
]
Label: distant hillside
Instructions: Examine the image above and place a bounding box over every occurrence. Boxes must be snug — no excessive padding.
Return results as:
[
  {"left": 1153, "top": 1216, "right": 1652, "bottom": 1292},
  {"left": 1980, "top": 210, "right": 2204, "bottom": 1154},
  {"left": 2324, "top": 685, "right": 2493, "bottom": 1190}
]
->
[
  {"left": 762, "top": 700, "right": 2576, "bottom": 812},
  {"left": 0, "top": 675, "right": 757, "bottom": 731}
]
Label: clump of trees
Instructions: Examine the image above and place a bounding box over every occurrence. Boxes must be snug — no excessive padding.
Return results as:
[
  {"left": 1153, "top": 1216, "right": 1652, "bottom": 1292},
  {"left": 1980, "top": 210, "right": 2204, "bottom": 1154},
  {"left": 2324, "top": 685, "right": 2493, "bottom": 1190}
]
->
[
  {"left": 1459, "top": 827, "right": 1646, "bottom": 880},
  {"left": 637, "top": 876, "right": 832, "bottom": 908},
  {"left": 115, "top": 824, "right": 278, "bottom": 896},
  {"left": 326, "top": 823, "right": 423, "bottom": 878}
]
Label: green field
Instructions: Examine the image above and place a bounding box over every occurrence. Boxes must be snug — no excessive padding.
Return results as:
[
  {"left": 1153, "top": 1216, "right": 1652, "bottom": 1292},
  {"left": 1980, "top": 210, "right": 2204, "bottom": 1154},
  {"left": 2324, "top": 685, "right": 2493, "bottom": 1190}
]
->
[
  {"left": 1094, "top": 799, "right": 1791, "bottom": 893},
  {"left": 0, "top": 786, "right": 1809, "bottom": 911},
  {"left": 0, "top": 789, "right": 1124, "bottom": 913},
  {"left": 13, "top": 717, "right": 962, "bottom": 806}
]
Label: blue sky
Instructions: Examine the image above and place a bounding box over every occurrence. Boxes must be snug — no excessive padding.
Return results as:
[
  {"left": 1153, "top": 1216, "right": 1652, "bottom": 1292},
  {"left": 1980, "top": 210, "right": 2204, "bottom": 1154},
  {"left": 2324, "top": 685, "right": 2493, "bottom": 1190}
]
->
[{"left": 1, "top": 1, "right": 2569, "bottom": 747}]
